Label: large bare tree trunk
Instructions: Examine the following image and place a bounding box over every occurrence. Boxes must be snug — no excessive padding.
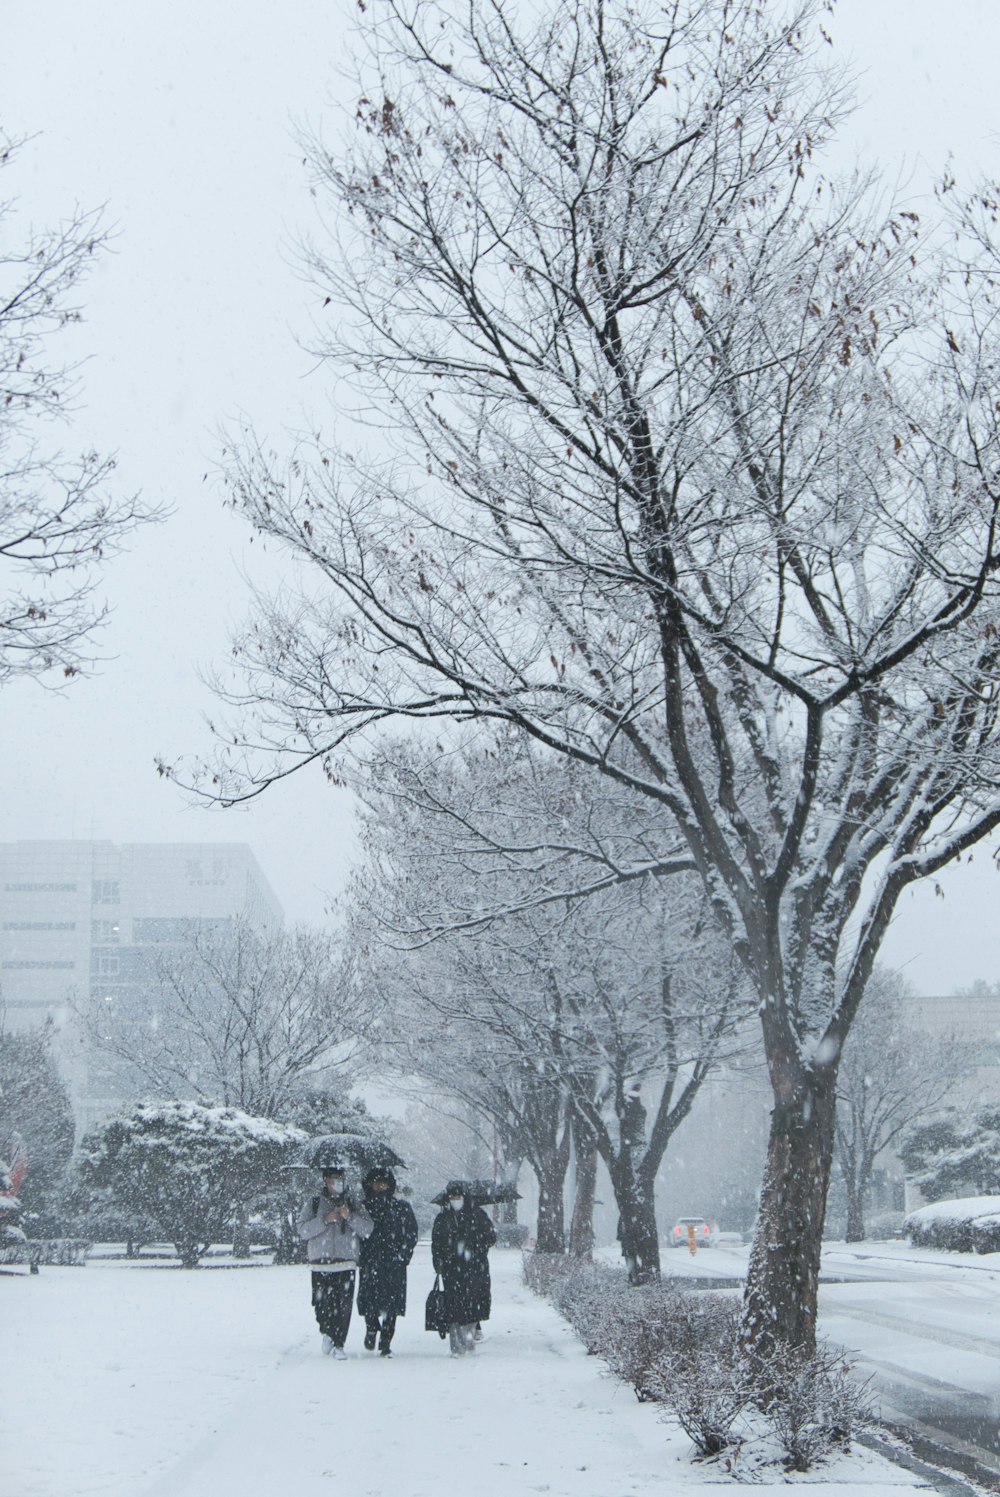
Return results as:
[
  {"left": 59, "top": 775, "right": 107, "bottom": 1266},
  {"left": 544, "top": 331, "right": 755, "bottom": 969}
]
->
[
  {"left": 500, "top": 1159, "right": 523, "bottom": 1226},
  {"left": 845, "top": 1181, "right": 866, "bottom": 1243},
  {"left": 535, "top": 1166, "right": 567, "bottom": 1253},
  {"left": 742, "top": 1068, "right": 838, "bottom": 1360},
  {"left": 569, "top": 1126, "right": 597, "bottom": 1260},
  {"left": 613, "top": 1162, "right": 661, "bottom": 1284}
]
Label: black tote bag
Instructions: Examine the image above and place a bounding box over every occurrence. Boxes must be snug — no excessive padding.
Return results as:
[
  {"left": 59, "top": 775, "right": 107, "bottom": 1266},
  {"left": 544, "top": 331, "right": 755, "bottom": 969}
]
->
[{"left": 425, "top": 1274, "right": 448, "bottom": 1336}]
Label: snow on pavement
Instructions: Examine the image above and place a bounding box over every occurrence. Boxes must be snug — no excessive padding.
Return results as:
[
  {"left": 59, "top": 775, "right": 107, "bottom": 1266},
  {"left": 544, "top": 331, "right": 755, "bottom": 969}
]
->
[{"left": 1, "top": 1245, "right": 934, "bottom": 1497}]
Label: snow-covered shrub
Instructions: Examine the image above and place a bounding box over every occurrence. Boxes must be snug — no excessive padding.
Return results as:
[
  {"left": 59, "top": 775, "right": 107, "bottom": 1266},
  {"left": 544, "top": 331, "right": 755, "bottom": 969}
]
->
[
  {"left": 540, "top": 1261, "right": 872, "bottom": 1468},
  {"left": 64, "top": 1181, "right": 159, "bottom": 1255},
  {"left": 591, "top": 1278, "right": 685, "bottom": 1399},
  {"left": 757, "top": 1342, "right": 873, "bottom": 1472},
  {"left": 522, "top": 1248, "right": 577, "bottom": 1298},
  {"left": 75, "top": 1101, "right": 305, "bottom": 1267},
  {"left": 645, "top": 1294, "right": 753, "bottom": 1455},
  {"left": 971, "top": 1214, "right": 1000, "bottom": 1253},
  {"left": 551, "top": 1263, "right": 623, "bottom": 1353},
  {"left": 865, "top": 1210, "right": 905, "bottom": 1240},
  {"left": 496, "top": 1223, "right": 530, "bottom": 1249},
  {"left": 550, "top": 1264, "right": 751, "bottom": 1450},
  {"left": 904, "top": 1194, "right": 1000, "bottom": 1252}
]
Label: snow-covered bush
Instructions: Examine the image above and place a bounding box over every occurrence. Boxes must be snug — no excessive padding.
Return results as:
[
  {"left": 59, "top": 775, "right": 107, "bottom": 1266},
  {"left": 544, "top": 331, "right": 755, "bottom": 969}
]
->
[
  {"left": 545, "top": 1263, "right": 751, "bottom": 1451},
  {"left": 64, "top": 1180, "right": 159, "bottom": 1255},
  {"left": 904, "top": 1195, "right": 1000, "bottom": 1252},
  {"left": 757, "top": 1343, "right": 872, "bottom": 1472},
  {"left": 972, "top": 1215, "right": 1000, "bottom": 1253},
  {"left": 601, "top": 1281, "right": 690, "bottom": 1402},
  {"left": 647, "top": 1295, "right": 753, "bottom": 1454},
  {"left": 522, "top": 1249, "right": 577, "bottom": 1299},
  {"left": 550, "top": 1263, "right": 624, "bottom": 1356},
  {"left": 75, "top": 1101, "right": 305, "bottom": 1267},
  {"left": 865, "top": 1211, "right": 906, "bottom": 1241},
  {"left": 531, "top": 1260, "right": 871, "bottom": 1468}
]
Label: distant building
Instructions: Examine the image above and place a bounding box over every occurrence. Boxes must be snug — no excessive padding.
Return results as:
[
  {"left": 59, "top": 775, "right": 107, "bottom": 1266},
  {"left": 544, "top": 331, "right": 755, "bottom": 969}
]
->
[
  {"left": 878, "top": 989, "right": 1000, "bottom": 1216},
  {"left": 903, "top": 991, "right": 1000, "bottom": 1100},
  {"left": 0, "top": 840, "right": 283, "bottom": 1130}
]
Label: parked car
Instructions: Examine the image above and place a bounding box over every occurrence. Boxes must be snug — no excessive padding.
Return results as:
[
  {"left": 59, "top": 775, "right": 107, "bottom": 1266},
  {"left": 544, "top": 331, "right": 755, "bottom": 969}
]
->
[{"left": 669, "top": 1216, "right": 719, "bottom": 1248}]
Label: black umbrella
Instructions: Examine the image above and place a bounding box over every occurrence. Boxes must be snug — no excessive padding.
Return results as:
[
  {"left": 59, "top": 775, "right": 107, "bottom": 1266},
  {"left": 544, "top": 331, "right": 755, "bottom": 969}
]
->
[
  {"left": 431, "top": 1178, "right": 521, "bottom": 1207},
  {"left": 306, "top": 1133, "right": 406, "bottom": 1172}
]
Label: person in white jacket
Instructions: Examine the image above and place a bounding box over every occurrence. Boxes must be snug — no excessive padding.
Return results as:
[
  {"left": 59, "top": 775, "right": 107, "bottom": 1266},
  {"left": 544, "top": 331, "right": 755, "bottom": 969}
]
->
[{"left": 298, "top": 1166, "right": 373, "bottom": 1359}]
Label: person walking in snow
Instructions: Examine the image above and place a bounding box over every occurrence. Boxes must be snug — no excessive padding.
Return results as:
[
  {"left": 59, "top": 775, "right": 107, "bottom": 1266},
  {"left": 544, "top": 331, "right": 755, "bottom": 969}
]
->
[
  {"left": 298, "top": 1165, "right": 373, "bottom": 1359},
  {"left": 431, "top": 1180, "right": 496, "bottom": 1356},
  {"left": 357, "top": 1166, "right": 418, "bottom": 1357}
]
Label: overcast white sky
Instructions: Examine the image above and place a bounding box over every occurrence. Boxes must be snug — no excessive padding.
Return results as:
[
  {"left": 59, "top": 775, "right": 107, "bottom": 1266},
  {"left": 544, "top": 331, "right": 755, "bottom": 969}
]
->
[{"left": 1, "top": 1, "right": 999, "bottom": 991}]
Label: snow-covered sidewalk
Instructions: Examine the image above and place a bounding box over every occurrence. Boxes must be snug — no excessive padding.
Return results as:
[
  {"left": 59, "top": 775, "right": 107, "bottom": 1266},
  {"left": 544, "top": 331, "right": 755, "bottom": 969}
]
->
[{"left": 2, "top": 1245, "right": 937, "bottom": 1496}]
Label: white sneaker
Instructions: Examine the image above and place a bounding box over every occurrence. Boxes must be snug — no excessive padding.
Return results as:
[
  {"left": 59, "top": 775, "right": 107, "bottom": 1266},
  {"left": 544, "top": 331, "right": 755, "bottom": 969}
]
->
[
  {"left": 320, "top": 1335, "right": 334, "bottom": 1355},
  {"left": 332, "top": 1346, "right": 348, "bottom": 1361}
]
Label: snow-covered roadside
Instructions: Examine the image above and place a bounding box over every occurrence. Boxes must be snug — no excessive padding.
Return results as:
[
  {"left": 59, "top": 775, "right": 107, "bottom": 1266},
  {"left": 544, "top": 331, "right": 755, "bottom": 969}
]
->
[{"left": 1, "top": 1246, "right": 934, "bottom": 1497}]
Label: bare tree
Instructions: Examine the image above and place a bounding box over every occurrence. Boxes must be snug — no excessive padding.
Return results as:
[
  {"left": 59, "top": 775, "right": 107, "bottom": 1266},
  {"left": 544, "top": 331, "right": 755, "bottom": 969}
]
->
[
  {"left": 362, "top": 897, "right": 576, "bottom": 1251},
  {"left": 172, "top": 0, "right": 1000, "bottom": 1355},
  {"left": 351, "top": 743, "right": 748, "bottom": 1276},
  {"left": 835, "top": 968, "right": 972, "bottom": 1241},
  {"left": 0, "top": 1013, "right": 75, "bottom": 1221},
  {"left": 0, "top": 133, "right": 155, "bottom": 682},
  {"left": 80, "top": 918, "right": 370, "bottom": 1118}
]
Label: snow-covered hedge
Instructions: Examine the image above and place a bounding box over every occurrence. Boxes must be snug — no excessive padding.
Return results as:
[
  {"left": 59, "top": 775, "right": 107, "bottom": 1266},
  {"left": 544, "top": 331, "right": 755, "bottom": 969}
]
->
[
  {"left": 904, "top": 1195, "right": 1000, "bottom": 1253},
  {"left": 524, "top": 1254, "right": 870, "bottom": 1471}
]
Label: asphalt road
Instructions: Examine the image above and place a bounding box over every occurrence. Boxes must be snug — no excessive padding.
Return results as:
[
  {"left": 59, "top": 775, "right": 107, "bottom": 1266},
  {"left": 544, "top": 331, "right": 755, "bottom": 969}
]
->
[
  {"left": 810, "top": 1246, "right": 1000, "bottom": 1487},
  {"left": 662, "top": 1237, "right": 1000, "bottom": 1483}
]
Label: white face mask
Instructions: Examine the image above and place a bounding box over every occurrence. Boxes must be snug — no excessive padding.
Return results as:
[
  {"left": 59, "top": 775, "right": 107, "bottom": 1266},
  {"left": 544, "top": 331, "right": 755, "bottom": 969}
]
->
[
  {"left": 326, "top": 1178, "right": 345, "bottom": 1195},
  {"left": 449, "top": 1198, "right": 464, "bottom": 1211}
]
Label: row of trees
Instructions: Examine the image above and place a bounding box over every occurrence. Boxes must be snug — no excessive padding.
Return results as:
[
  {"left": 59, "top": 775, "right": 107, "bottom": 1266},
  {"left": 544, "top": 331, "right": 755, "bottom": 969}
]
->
[
  {"left": 0, "top": 877, "right": 973, "bottom": 1268},
  {"left": 349, "top": 738, "right": 750, "bottom": 1278},
  {"left": 348, "top": 740, "right": 972, "bottom": 1262},
  {"left": 2, "top": 944, "right": 974, "bottom": 1269},
  {"left": 166, "top": 0, "right": 1000, "bottom": 1362},
  {"left": 3, "top": 0, "right": 994, "bottom": 1362}
]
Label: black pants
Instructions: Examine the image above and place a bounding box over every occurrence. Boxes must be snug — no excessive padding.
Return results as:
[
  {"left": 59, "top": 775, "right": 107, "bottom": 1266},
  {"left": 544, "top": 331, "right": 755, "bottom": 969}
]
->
[
  {"left": 365, "top": 1312, "right": 397, "bottom": 1349},
  {"left": 311, "top": 1270, "right": 355, "bottom": 1346}
]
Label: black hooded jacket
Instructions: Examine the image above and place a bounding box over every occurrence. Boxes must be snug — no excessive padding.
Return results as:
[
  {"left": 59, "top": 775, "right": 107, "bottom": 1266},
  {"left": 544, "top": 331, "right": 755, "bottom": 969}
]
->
[{"left": 357, "top": 1172, "right": 418, "bottom": 1317}]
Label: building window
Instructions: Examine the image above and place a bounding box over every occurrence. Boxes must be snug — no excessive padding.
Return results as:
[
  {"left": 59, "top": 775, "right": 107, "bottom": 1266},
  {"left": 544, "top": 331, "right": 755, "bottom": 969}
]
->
[
  {"left": 4, "top": 882, "right": 77, "bottom": 893},
  {"left": 2, "top": 921, "right": 76, "bottom": 931},
  {"left": 1, "top": 960, "right": 75, "bottom": 970},
  {"left": 132, "top": 916, "right": 229, "bottom": 944},
  {"left": 91, "top": 920, "right": 121, "bottom": 944},
  {"left": 91, "top": 880, "right": 120, "bottom": 905}
]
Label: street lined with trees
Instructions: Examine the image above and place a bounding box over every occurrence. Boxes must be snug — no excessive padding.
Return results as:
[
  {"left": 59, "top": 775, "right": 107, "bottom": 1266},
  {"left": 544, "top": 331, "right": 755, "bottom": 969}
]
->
[
  {"left": 351, "top": 739, "right": 751, "bottom": 1277},
  {"left": 163, "top": 0, "right": 1000, "bottom": 1360}
]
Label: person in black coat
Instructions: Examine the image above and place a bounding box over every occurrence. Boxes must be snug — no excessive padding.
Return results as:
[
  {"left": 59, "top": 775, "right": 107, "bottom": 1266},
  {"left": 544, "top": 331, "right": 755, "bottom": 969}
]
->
[
  {"left": 357, "top": 1167, "right": 418, "bottom": 1356},
  {"left": 431, "top": 1180, "right": 497, "bottom": 1356}
]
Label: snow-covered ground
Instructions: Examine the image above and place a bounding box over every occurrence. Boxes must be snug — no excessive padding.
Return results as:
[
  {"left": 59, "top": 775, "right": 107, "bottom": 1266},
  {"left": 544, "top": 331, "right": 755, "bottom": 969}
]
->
[{"left": 1, "top": 1244, "right": 933, "bottom": 1497}]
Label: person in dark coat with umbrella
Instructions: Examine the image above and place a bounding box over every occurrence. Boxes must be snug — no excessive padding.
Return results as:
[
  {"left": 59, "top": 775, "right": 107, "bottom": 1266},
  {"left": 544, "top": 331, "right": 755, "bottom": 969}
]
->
[
  {"left": 431, "top": 1180, "right": 497, "bottom": 1356},
  {"left": 357, "top": 1167, "right": 418, "bottom": 1357}
]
